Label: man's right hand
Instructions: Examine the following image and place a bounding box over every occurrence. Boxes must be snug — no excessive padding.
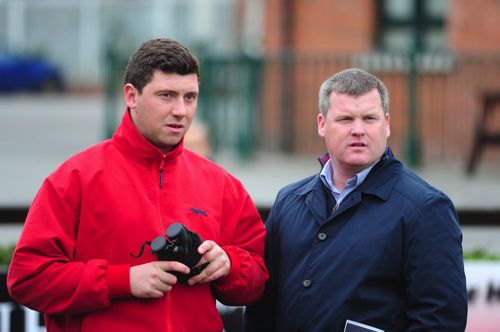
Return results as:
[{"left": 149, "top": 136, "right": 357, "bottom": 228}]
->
[{"left": 130, "top": 261, "right": 190, "bottom": 298}]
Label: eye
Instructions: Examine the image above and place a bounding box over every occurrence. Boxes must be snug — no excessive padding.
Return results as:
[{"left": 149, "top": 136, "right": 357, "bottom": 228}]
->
[
  {"left": 185, "top": 93, "right": 198, "bottom": 102},
  {"left": 365, "top": 115, "right": 378, "bottom": 122},
  {"left": 159, "top": 92, "right": 173, "bottom": 98},
  {"left": 336, "top": 116, "right": 352, "bottom": 123}
]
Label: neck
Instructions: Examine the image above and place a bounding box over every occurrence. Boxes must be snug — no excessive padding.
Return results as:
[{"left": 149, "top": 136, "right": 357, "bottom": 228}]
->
[
  {"left": 332, "top": 163, "right": 363, "bottom": 191},
  {"left": 332, "top": 170, "right": 352, "bottom": 191}
]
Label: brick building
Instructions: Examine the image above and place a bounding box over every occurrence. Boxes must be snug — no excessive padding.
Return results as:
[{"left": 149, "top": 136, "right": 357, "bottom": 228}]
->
[{"left": 258, "top": 0, "right": 500, "bottom": 168}]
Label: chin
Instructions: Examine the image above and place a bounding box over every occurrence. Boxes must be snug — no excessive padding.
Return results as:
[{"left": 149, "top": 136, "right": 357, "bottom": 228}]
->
[
  {"left": 154, "top": 138, "right": 182, "bottom": 151},
  {"left": 346, "top": 158, "right": 373, "bottom": 169}
]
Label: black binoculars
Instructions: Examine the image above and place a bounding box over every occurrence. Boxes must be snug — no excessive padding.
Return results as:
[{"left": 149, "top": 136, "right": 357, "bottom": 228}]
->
[{"left": 131, "top": 223, "right": 207, "bottom": 284}]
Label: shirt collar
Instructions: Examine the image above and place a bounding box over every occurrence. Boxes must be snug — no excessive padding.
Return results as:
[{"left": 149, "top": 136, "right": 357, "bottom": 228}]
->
[{"left": 320, "top": 158, "right": 378, "bottom": 194}]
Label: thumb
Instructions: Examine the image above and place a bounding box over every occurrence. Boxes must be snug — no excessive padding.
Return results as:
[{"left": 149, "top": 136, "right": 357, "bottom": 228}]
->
[{"left": 198, "top": 240, "right": 215, "bottom": 255}]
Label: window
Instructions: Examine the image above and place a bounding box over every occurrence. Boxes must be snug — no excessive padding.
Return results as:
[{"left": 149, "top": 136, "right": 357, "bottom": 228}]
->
[{"left": 376, "top": 0, "right": 449, "bottom": 53}]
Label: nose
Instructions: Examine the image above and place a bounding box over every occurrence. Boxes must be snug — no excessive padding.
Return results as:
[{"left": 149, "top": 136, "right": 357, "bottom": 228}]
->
[
  {"left": 351, "top": 119, "right": 365, "bottom": 135},
  {"left": 171, "top": 99, "right": 187, "bottom": 117}
]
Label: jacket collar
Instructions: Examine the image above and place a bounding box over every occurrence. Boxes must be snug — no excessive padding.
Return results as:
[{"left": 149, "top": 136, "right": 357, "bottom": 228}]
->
[
  {"left": 357, "top": 147, "right": 401, "bottom": 202},
  {"left": 112, "top": 109, "right": 183, "bottom": 166},
  {"left": 299, "top": 147, "right": 401, "bottom": 202}
]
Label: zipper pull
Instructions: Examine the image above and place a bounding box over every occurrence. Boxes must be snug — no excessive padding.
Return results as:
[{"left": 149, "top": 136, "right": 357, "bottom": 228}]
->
[
  {"left": 158, "top": 157, "right": 165, "bottom": 189},
  {"left": 332, "top": 201, "right": 339, "bottom": 212}
]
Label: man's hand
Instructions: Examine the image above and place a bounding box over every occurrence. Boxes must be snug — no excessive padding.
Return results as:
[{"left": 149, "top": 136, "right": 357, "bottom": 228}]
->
[
  {"left": 130, "top": 261, "right": 190, "bottom": 298},
  {"left": 187, "top": 240, "right": 231, "bottom": 286}
]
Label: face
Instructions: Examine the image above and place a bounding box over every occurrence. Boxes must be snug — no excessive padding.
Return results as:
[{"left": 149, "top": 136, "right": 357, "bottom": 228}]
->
[
  {"left": 124, "top": 70, "right": 199, "bottom": 152},
  {"left": 317, "top": 88, "right": 390, "bottom": 175}
]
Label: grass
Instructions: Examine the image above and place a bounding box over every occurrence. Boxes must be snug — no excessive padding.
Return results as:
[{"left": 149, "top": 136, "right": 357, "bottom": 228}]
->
[
  {"left": 463, "top": 248, "right": 500, "bottom": 261},
  {"left": 0, "top": 246, "right": 499, "bottom": 266}
]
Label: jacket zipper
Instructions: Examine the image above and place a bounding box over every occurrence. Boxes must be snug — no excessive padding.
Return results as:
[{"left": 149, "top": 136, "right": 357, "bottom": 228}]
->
[{"left": 158, "top": 156, "right": 166, "bottom": 189}]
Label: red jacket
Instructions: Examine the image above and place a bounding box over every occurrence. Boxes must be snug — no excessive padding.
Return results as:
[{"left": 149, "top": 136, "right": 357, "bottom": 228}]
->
[{"left": 7, "top": 110, "right": 268, "bottom": 332}]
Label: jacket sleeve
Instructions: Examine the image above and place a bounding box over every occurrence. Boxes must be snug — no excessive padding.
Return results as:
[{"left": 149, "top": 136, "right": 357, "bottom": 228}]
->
[
  {"left": 7, "top": 167, "right": 131, "bottom": 315},
  {"left": 404, "top": 191, "right": 468, "bottom": 331},
  {"left": 212, "top": 175, "right": 269, "bottom": 306},
  {"left": 243, "top": 197, "right": 281, "bottom": 332}
]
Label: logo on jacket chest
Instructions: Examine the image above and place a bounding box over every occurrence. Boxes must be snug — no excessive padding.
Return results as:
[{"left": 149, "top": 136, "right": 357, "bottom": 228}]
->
[{"left": 189, "top": 207, "right": 208, "bottom": 218}]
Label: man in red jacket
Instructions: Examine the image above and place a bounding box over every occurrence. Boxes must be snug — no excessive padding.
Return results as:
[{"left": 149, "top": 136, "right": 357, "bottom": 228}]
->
[{"left": 7, "top": 38, "right": 268, "bottom": 332}]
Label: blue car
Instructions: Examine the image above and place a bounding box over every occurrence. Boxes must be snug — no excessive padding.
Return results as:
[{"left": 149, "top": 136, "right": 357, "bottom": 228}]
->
[{"left": 0, "top": 54, "right": 64, "bottom": 93}]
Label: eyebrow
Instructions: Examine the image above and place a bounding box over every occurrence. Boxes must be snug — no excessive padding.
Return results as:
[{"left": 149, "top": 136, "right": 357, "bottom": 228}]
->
[
  {"left": 155, "top": 89, "right": 199, "bottom": 97},
  {"left": 155, "top": 88, "right": 177, "bottom": 94}
]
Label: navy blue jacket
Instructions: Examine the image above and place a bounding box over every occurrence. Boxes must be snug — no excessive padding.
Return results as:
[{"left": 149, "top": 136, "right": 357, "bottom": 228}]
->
[{"left": 245, "top": 148, "right": 467, "bottom": 332}]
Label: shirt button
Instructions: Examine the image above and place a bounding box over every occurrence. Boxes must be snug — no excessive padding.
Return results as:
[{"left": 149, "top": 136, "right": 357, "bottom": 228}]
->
[
  {"left": 303, "top": 279, "right": 312, "bottom": 288},
  {"left": 317, "top": 232, "right": 327, "bottom": 241}
]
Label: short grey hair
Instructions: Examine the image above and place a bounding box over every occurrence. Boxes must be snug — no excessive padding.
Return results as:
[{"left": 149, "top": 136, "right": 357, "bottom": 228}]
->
[{"left": 318, "top": 68, "right": 389, "bottom": 116}]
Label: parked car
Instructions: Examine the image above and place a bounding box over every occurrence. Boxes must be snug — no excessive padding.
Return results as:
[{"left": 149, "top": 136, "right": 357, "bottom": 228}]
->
[{"left": 0, "top": 54, "right": 64, "bottom": 93}]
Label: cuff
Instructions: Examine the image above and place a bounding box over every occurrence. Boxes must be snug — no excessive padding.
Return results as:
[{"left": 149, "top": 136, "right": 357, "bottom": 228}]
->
[{"left": 106, "top": 264, "right": 131, "bottom": 299}]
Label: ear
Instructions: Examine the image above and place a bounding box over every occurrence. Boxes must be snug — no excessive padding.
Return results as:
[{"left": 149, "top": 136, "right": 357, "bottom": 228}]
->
[
  {"left": 318, "top": 112, "right": 326, "bottom": 138},
  {"left": 124, "top": 83, "right": 138, "bottom": 109},
  {"left": 385, "top": 113, "right": 391, "bottom": 138}
]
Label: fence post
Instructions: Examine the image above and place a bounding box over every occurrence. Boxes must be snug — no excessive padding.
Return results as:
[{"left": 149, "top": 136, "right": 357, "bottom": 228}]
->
[
  {"left": 198, "top": 55, "right": 262, "bottom": 159},
  {"left": 406, "top": 50, "right": 421, "bottom": 167},
  {"left": 103, "top": 32, "right": 129, "bottom": 139}
]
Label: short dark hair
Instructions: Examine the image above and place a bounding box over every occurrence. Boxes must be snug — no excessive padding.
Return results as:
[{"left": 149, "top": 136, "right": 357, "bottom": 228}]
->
[
  {"left": 123, "top": 38, "right": 200, "bottom": 93},
  {"left": 319, "top": 68, "right": 389, "bottom": 116}
]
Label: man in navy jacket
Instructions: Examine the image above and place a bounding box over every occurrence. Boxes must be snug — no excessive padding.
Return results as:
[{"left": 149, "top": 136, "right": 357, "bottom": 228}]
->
[{"left": 244, "top": 68, "right": 467, "bottom": 331}]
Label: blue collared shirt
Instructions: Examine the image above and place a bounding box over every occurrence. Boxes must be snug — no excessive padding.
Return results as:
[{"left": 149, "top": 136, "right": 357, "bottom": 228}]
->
[{"left": 320, "top": 158, "right": 377, "bottom": 207}]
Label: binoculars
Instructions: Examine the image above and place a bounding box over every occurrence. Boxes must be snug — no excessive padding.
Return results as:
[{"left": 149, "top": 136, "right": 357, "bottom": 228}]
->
[{"left": 131, "top": 223, "right": 207, "bottom": 284}]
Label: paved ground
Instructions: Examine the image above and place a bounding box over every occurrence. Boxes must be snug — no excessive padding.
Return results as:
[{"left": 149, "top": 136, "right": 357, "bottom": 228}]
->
[{"left": 1, "top": 94, "right": 500, "bottom": 252}]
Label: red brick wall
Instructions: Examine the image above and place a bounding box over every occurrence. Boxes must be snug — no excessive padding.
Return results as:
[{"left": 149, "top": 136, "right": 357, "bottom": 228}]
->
[
  {"left": 448, "top": 0, "right": 500, "bottom": 54},
  {"left": 264, "top": 0, "right": 374, "bottom": 53},
  {"left": 260, "top": 0, "right": 500, "bottom": 164}
]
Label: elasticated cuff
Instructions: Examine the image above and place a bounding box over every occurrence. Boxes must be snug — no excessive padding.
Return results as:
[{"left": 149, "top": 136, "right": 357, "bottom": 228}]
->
[{"left": 106, "top": 264, "right": 131, "bottom": 299}]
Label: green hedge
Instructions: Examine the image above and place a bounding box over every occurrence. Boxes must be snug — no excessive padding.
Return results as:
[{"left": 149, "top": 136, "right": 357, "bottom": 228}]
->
[
  {"left": 0, "top": 244, "right": 15, "bottom": 266},
  {"left": 0, "top": 245, "right": 499, "bottom": 266},
  {"left": 463, "top": 248, "right": 500, "bottom": 261}
]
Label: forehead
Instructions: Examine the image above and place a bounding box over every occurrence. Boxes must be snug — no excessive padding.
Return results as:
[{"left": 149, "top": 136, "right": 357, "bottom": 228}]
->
[
  {"left": 147, "top": 70, "right": 199, "bottom": 92},
  {"left": 329, "top": 89, "right": 382, "bottom": 113}
]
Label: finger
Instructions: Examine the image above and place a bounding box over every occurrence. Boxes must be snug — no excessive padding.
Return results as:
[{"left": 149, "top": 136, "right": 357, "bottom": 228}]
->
[
  {"left": 154, "top": 281, "right": 173, "bottom": 294},
  {"left": 157, "top": 270, "right": 179, "bottom": 288},
  {"left": 197, "top": 241, "right": 224, "bottom": 266},
  {"left": 189, "top": 255, "right": 229, "bottom": 285},
  {"left": 187, "top": 266, "right": 214, "bottom": 285},
  {"left": 145, "top": 288, "right": 165, "bottom": 298},
  {"left": 156, "top": 261, "right": 190, "bottom": 274},
  {"left": 198, "top": 240, "right": 216, "bottom": 255},
  {"left": 134, "top": 279, "right": 168, "bottom": 299},
  {"left": 188, "top": 264, "right": 225, "bottom": 285}
]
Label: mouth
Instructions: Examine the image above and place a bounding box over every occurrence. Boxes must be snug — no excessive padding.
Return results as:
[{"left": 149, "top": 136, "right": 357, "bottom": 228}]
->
[
  {"left": 165, "top": 123, "right": 185, "bottom": 133},
  {"left": 166, "top": 123, "right": 184, "bottom": 129},
  {"left": 349, "top": 142, "right": 366, "bottom": 148}
]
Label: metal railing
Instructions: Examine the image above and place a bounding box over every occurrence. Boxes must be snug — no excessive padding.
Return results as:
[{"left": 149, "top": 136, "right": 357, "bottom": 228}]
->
[
  {"left": 195, "top": 52, "right": 500, "bottom": 166},
  {"left": 198, "top": 55, "right": 263, "bottom": 159}
]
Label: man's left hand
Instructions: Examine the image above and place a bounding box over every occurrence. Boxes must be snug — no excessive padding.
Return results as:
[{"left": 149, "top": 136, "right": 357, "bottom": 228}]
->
[{"left": 187, "top": 240, "right": 230, "bottom": 285}]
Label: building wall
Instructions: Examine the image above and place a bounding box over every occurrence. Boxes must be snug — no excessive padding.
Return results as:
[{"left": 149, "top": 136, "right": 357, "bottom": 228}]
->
[
  {"left": 260, "top": 0, "right": 500, "bottom": 165},
  {"left": 264, "top": 0, "right": 375, "bottom": 53},
  {"left": 448, "top": 0, "right": 500, "bottom": 53}
]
